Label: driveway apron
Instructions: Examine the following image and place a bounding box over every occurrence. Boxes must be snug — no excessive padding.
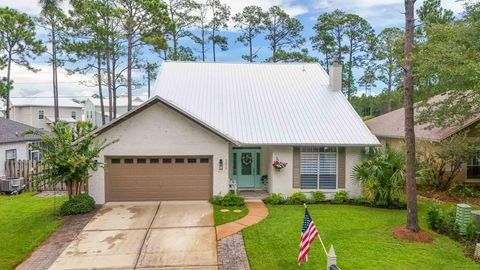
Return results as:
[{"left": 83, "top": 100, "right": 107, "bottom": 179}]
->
[{"left": 48, "top": 201, "right": 217, "bottom": 270}]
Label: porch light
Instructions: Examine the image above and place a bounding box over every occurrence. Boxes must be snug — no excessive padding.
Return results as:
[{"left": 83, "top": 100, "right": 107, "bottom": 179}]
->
[{"left": 219, "top": 159, "right": 224, "bottom": 170}]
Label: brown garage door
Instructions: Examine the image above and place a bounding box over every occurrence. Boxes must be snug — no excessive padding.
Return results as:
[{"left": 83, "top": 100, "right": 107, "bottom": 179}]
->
[{"left": 105, "top": 156, "right": 213, "bottom": 201}]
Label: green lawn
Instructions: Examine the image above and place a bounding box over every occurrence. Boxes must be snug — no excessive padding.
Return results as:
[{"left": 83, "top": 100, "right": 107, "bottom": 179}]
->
[
  {"left": 213, "top": 205, "right": 249, "bottom": 225},
  {"left": 243, "top": 201, "right": 479, "bottom": 270},
  {"left": 0, "top": 192, "right": 67, "bottom": 270}
]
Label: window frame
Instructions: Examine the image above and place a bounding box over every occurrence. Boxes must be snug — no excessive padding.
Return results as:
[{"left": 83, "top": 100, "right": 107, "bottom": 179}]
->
[
  {"left": 467, "top": 151, "right": 480, "bottom": 180},
  {"left": 71, "top": 111, "right": 77, "bottom": 119},
  {"left": 38, "top": 110, "right": 44, "bottom": 120},
  {"left": 5, "top": 149, "right": 17, "bottom": 161},
  {"left": 299, "top": 147, "right": 338, "bottom": 190}
]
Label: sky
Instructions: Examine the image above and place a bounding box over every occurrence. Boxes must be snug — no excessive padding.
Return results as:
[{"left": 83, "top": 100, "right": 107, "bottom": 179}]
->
[{"left": 0, "top": 0, "right": 467, "bottom": 99}]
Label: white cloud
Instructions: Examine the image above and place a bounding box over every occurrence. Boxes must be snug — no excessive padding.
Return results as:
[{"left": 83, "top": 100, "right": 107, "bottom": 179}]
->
[{"left": 4, "top": 63, "right": 96, "bottom": 98}]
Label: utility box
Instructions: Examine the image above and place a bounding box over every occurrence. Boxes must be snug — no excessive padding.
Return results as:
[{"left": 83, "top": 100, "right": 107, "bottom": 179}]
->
[
  {"left": 455, "top": 204, "right": 472, "bottom": 235},
  {"left": 472, "top": 210, "right": 480, "bottom": 233}
]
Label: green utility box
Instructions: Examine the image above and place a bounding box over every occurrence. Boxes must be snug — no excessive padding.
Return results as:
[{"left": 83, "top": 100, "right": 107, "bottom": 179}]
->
[
  {"left": 455, "top": 204, "right": 472, "bottom": 235},
  {"left": 471, "top": 210, "right": 480, "bottom": 233}
]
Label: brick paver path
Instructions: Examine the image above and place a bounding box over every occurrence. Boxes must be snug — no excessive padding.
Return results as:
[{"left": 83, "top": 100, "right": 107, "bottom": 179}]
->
[
  {"left": 15, "top": 208, "right": 98, "bottom": 270},
  {"left": 216, "top": 200, "right": 268, "bottom": 240},
  {"left": 218, "top": 233, "right": 250, "bottom": 270}
]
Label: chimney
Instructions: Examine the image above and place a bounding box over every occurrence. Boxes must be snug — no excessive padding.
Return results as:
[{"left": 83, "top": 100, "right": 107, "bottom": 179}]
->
[{"left": 329, "top": 58, "right": 342, "bottom": 92}]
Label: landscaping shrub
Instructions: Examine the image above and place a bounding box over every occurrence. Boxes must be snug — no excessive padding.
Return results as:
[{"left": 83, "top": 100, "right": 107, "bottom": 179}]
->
[
  {"left": 310, "top": 191, "right": 326, "bottom": 203},
  {"left": 333, "top": 191, "right": 349, "bottom": 203},
  {"left": 417, "top": 132, "right": 479, "bottom": 191},
  {"left": 264, "top": 193, "right": 285, "bottom": 205},
  {"left": 286, "top": 192, "right": 308, "bottom": 205},
  {"left": 449, "top": 184, "right": 478, "bottom": 198},
  {"left": 353, "top": 148, "right": 405, "bottom": 207},
  {"left": 59, "top": 194, "right": 95, "bottom": 216},
  {"left": 209, "top": 193, "right": 245, "bottom": 207},
  {"left": 466, "top": 222, "right": 478, "bottom": 242},
  {"left": 426, "top": 205, "right": 446, "bottom": 232}
]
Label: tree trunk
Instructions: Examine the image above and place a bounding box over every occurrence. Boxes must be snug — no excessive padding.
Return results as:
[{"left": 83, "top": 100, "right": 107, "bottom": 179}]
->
[
  {"left": 5, "top": 54, "right": 11, "bottom": 119},
  {"left": 106, "top": 38, "right": 113, "bottom": 122},
  {"left": 147, "top": 68, "right": 151, "bottom": 99},
  {"left": 249, "top": 29, "right": 253, "bottom": 62},
  {"left": 404, "top": 0, "right": 419, "bottom": 233},
  {"left": 97, "top": 51, "right": 106, "bottom": 126},
  {"left": 51, "top": 24, "right": 59, "bottom": 122},
  {"left": 127, "top": 33, "right": 133, "bottom": 111},
  {"left": 387, "top": 71, "right": 392, "bottom": 112},
  {"left": 212, "top": 27, "right": 216, "bottom": 62},
  {"left": 201, "top": 27, "right": 206, "bottom": 62},
  {"left": 111, "top": 40, "right": 117, "bottom": 119}
]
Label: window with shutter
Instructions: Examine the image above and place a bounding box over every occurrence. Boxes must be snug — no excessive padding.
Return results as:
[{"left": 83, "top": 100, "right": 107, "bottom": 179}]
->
[{"left": 300, "top": 147, "right": 337, "bottom": 189}]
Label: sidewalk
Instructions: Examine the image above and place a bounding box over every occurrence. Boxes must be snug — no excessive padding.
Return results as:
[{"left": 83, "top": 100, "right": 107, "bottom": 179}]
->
[{"left": 215, "top": 200, "right": 268, "bottom": 240}]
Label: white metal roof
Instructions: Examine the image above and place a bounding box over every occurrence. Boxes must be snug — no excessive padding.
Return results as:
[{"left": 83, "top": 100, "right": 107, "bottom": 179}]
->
[
  {"left": 152, "top": 62, "right": 379, "bottom": 146},
  {"left": 10, "top": 93, "right": 82, "bottom": 108}
]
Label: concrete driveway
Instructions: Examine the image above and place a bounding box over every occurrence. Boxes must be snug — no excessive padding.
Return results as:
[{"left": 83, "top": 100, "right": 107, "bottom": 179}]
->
[{"left": 48, "top": 201, "right": 217, "bottom": 270}]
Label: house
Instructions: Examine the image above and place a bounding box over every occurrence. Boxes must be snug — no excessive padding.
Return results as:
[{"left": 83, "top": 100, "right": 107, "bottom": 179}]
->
[
  {"left": 87, "top": 62, "right": 379, "bottom": 204},
  {"left": 9, "top": 94, "right": 83, "bottom": 130},
  {"left": 366, "top": 93, "right": 480, "bottom": 182},
  {"left": 83, "top": 96, "right": 145, "bottom": 127},
  {"left": 0, "top": 118, "right": 43, "bottom": 176}
]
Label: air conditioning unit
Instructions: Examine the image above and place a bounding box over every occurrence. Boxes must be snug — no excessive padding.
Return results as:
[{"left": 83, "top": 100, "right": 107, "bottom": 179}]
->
[{"left": 0, "top": 177, "right": 25, "bottom": 194}]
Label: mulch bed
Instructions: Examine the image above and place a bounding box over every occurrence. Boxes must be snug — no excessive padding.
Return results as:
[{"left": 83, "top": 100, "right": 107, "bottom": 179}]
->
[
  {"left": 418, "top": 191, "right": 480, "bottom": 206},
  {"left": 392, "top": 226, "right": 434, "bottom": 243}
]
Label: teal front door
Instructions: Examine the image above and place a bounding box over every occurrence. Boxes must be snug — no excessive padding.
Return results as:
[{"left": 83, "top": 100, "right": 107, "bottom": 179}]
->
[{"left": 233, "top": 148, "right": 263, "bottom": 189}]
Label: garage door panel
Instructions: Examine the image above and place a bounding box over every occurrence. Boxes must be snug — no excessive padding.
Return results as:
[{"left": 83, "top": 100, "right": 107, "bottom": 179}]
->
[{"left": 106, "top": 156, "right": 213, "bottom": 201}]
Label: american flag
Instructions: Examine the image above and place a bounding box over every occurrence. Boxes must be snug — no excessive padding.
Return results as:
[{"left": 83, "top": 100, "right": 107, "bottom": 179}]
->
[{"left": 298, "top": 208, "right": 319, "bottom": 265}]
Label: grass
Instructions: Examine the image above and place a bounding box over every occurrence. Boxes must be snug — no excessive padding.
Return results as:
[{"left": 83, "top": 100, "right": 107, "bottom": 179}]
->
[
  {"left": 0, "top": 192, "right": 67, "bottom": 270},
  {"left": 242, "top": 200, "right": 479, "bottom": 270},
  {"left": 213, "top": 205, "right": 249, "bottom": 226}
]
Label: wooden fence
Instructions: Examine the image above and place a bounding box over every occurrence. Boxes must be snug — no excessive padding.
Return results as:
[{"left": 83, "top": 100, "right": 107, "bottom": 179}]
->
[{"left": 4, "top": 160, "right": 66, "bottom": 191}]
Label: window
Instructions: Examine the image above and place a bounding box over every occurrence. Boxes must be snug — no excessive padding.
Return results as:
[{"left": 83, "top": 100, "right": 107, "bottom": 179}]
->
[
  {"left": 124, "top": 158, "right": 134, "bottom": 164},
  {"left": 468, "top": 151, "right": 480, "bottom": 179},
  {"left": 38, "top": 110, "right": 44, "bottom": 119},
  {"left": 175, "top": 158, "right": 184, "bottom": 163},
  {"left": 150, "top": 158, "right": 159, "bottom": 164},
  {"left": 187, "top": 158, "right": 197, "bottom": 163},
  {"left": 111, "top": 158, "right": 121, "bottom": 164},
  {"left": 30, "top": 150, "right": 41, "bottom": 161},
  {"left": 300, "top": 147, "right": 337, "bottom": 189},
  {"left": 163, "top": 158, "right": 172, "bottom": 164},
  {"left": 137, "top": 158, "right": 146, "bottom": 164},
  {"left": 6, "top": 149, "right": 16, "bottom": 161},
  {"left": 71, "top": 111, "right": 77, "bottom": 119},
  {"left": 200, "top": 158, "right": 209, "bottom": 163}
]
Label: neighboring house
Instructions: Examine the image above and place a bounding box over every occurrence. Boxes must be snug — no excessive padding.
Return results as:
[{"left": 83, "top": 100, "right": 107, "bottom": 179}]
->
[
  {"left": 83, "top": 96, "right": 145, "bottom": 127},
  {"left": 0, "top": 118, "right": 43, "bottom": 176},
  {"left": 366, "top": 93, "right": 480, "bottom": 183},
  {"left": 10, "top": 95, "right": 83, "bottom": 130},
  {"left": 87, "top": 62, "right": 379, "bottom": 204}
]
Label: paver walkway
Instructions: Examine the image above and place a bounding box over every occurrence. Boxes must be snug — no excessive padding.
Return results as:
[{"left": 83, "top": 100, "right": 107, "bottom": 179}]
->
[
  {"left": 216, "top": 200, "right": 268, "bottom": 240},
  {"left": 16, "top": 207, "right": 99, "bottom": 270}
]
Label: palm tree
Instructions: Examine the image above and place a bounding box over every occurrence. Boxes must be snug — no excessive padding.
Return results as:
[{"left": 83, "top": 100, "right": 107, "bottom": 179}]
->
[{"left": 353, "top": 148, "right": 405, "bottom": 207}]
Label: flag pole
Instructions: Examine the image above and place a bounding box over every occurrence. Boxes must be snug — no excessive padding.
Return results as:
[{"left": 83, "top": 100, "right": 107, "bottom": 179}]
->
[{"left": 304, "top": 203, "right": 328, "bottom": 256}]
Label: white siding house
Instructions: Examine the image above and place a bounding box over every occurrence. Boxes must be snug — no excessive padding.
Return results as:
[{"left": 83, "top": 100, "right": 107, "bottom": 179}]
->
[
  {"left": 87, "top": 62, "right": 379, "bottom": 204},
  {"left": 0, "top": 118, "right": 43, "bottom": 176},
  {"left": 9, "top": 95, "right": 82, "bottom": 130},
  {"left": 83, "top": 97, "right": 145, "bottom": 128}
]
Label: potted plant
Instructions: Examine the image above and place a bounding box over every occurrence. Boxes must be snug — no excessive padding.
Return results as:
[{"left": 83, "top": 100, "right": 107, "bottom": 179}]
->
[{"left": 272, "top": 157, "right": 287, "bottom": 171}]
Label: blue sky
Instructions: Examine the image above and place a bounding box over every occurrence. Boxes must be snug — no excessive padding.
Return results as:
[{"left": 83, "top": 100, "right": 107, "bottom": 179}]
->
[{"left": 0, "top": 0, "right": 465, "bottom": 99}]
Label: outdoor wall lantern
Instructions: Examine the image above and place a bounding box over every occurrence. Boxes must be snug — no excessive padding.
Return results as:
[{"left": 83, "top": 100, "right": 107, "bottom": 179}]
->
[{"left": 219, "top": 159, "right": 224, "bottom": 170}]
